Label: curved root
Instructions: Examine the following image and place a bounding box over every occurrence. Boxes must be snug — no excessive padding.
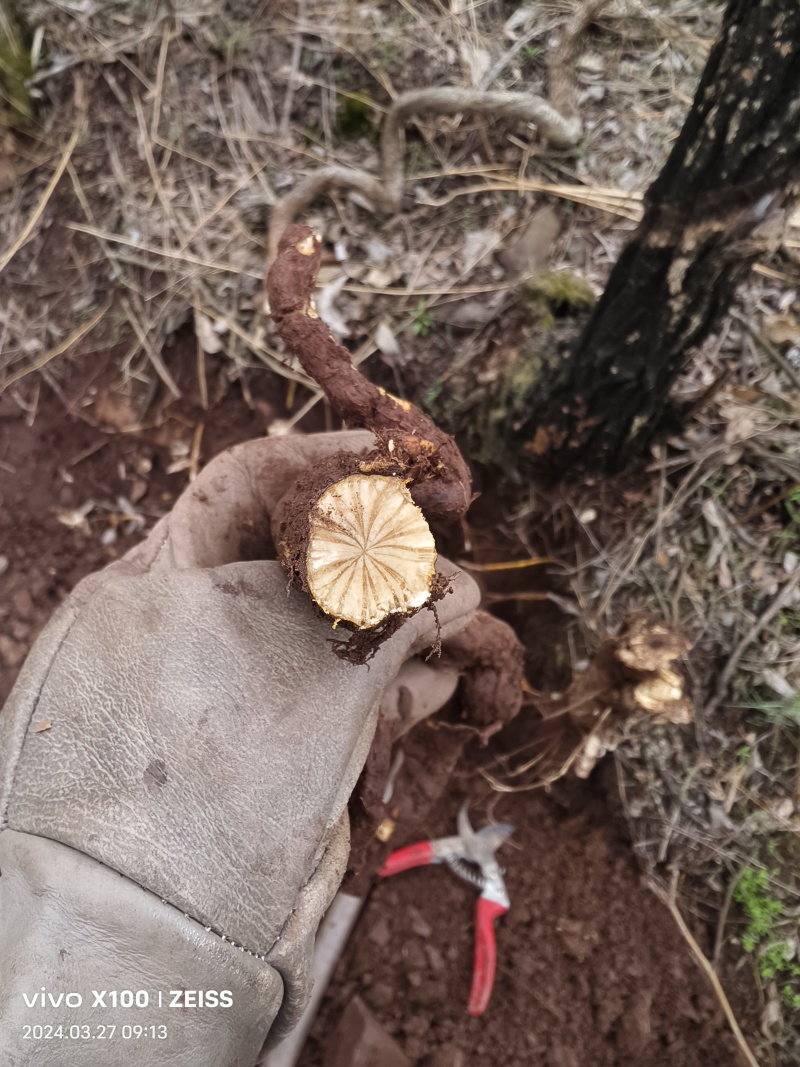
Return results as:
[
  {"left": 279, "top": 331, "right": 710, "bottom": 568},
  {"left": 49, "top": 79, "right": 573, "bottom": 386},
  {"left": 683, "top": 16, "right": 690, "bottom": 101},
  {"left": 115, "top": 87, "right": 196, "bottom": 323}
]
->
[
  {"left": 268, "top": 0, "right": 611, "bottom": 260},
  {"left": 266, "top": 224, "right": 472, "bottom": 524}
]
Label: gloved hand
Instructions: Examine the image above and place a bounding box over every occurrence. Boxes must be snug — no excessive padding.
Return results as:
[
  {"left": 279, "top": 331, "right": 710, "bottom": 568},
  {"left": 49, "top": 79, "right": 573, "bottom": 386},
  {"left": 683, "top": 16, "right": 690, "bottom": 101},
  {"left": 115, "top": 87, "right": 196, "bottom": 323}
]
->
[{"left": 0, "top": 430, "right": 479, "bottom": 1067}]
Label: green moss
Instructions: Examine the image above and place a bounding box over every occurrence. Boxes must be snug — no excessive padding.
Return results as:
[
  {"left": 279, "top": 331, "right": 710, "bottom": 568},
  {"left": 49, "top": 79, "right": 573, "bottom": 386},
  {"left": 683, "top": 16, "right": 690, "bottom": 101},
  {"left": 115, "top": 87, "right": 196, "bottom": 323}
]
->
[
  {"left": 334, "top": 89, "right": 379, "bottom": 143},
  {"left": 420, "top": 269, "right": 595, "bottom": 470},
  {"left": 733, "top": 867, "right": 800, "bottom": 1008},
  {"left": 521, "top": 270, "right": 596, "bottom": 321},
  {"left": 734, "top": 867, "right": 783, "bottom": 952}
]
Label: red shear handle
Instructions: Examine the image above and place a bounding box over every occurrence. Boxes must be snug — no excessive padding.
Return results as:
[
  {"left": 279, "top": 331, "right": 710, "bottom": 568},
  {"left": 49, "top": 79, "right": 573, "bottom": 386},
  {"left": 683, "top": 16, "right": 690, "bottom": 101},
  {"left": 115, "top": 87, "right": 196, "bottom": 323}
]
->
[
  {"left": 468, "top": 897, "right": 508, "bottom": 1017},
  {"left": 378, "top": 841, "right": 435, "bottom": 877}
]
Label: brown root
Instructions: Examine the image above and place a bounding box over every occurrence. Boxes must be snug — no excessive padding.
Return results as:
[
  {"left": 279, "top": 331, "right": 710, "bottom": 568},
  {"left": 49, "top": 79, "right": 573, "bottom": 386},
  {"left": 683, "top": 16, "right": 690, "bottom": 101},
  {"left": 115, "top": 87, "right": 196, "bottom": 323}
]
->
[
  {"left": 266, "top": 225, "right": 472, "bottom": 524},
  {"left": 266, "top": 227, "right": 474, "bottom": 656},
  {"left": 267, "top": 2, "right": 612, "bottom": 260},
  {"left": 523, "top": 613, "right": 693, "bottom": 784},
  {"left": 439, "top": 610, "right": 526, "bottom": 742}
]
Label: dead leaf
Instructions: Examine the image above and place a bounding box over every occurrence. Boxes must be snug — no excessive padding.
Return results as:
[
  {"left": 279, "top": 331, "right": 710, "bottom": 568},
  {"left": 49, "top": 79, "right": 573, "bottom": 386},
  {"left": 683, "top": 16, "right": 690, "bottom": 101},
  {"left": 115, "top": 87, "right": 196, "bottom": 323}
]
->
[
  {"left": 724, "top": 408, "right": 757, "bottom": 444},
  {"left": 315, "top": 274, "right": 350, "bottom": 338},
  {"left": 499, "top": 206, "right": 561, "bottom": 276},
  {"left": 94, "top": 383, "right": 142, "bottom": 432},
  {"left": 194, "top": 311, "right": 224, "bottom": 354},
  {"left": 764, "top": 313, "right": 800, "bottom": 347},
  {"left": 434, "top": 296, "right": 501, "bottom": 327},
  {"left": 375, "top": 320, "right": 400, "bottom": 359},
  {"left": 462, "top": 229, "right": 501, "bottom": 274},
  {"left": 527, "top": 425, "right": 551, "bottom": 456}
]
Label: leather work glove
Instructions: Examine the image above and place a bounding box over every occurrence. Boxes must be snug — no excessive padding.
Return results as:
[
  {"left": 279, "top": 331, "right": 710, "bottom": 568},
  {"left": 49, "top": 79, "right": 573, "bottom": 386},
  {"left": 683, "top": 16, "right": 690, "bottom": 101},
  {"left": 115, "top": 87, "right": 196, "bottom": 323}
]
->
[{"left": 0, "top": 430, "right": 479, "bottom": 1067}]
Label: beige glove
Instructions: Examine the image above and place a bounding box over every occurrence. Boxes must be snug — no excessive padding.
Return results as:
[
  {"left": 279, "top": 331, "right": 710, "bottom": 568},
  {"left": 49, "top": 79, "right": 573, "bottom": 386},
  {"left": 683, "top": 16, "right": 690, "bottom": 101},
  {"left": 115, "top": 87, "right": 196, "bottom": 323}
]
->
[{"left": 0, "top": 431, "right": 479, "bottom": 1066}]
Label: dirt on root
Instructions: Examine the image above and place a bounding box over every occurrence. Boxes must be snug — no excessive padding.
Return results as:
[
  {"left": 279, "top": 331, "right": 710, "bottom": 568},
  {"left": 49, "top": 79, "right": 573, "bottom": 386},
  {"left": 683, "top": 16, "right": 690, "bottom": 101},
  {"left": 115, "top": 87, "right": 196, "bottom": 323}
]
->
[{"left": 0, "top": 345, "right": 755, "bottom": 1066}]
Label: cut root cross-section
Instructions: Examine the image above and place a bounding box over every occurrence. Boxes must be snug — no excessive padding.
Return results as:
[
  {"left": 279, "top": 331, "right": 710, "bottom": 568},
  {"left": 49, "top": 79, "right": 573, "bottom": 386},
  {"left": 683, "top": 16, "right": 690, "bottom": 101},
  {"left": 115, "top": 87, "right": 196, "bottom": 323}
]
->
[{"left": 306, "top": 475, "right": 437, "bottom": 630}]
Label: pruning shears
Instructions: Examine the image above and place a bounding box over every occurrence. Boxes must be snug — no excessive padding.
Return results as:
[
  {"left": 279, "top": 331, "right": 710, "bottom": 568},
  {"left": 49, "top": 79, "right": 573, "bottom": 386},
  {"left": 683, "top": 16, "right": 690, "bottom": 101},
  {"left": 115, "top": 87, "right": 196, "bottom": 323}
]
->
[{"left": 378, "top": 804, "right": 512, "bottom": 1017}]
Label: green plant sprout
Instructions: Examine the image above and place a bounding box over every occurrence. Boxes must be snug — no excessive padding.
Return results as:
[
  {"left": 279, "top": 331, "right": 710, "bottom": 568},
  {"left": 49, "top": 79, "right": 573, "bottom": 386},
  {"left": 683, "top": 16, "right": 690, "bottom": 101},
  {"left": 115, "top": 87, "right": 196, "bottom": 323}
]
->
[
  {"left": 411, "top": 298, "right": 435, "bottom": 337},
  {"left": 734, "top": 867, "right": 800, "bottom": 1008},
  {"left": 735, "top": 744, "right": 752, "bottom": 766},
  {"left": 783, "top": 485, "right": 800, "bottom": 525}
]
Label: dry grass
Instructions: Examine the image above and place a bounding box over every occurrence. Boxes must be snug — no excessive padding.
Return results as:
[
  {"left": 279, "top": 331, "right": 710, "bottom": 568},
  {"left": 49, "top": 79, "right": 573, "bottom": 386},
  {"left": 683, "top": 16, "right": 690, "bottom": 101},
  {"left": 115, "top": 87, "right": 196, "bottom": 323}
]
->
[{"left": 1, "top": 0, "right": 730, "bottom": 403}]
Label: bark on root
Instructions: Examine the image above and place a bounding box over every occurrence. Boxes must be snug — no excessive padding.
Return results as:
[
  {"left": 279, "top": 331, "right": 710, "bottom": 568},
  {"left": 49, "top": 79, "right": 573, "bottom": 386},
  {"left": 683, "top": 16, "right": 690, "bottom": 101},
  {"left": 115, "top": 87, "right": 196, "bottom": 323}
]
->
[
  {"left": 267, "top": 0, "right": 612, "bottom": 261},
  {"left": 266, "top": 225, "right": 473, "bottom": 662},
  {"left": 267, "top": 224, "right": 472, "bottom": 524}
]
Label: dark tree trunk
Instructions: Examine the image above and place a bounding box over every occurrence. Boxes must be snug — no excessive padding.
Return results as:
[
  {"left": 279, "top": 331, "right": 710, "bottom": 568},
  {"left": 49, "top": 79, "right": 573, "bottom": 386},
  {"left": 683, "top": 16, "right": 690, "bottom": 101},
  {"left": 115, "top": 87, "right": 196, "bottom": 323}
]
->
[{"left": 534, "top": 0, "right": 800, "bottom": 473}]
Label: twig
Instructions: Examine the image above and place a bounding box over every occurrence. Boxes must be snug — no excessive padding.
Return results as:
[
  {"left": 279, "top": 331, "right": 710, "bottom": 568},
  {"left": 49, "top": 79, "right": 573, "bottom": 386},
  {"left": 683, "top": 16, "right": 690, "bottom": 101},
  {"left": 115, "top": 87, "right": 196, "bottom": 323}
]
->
[
  {"left": 732, "top": 311, "right": 800, "bottom": 393},
  {"left": 280, "top": 0, "right": 307, "bottom": 141},
  {"left": 704, "top": 570, "right": 800, "bottom": 717},
  {"left": 712, "top": 867, "right": 744, "bottom": 973},
  {"left": 0, "top": 303, "right": 110, "bottom": 390},
  {"left": 0, "top": 100, "right": 86, "bottom": 273},
  {"left": 648, "top": 879, "right": 761, "bottom": 1067},
  {"left": 65, "top": 224, "right": 263, "bottom": 280},
  {"left": 120, "top": 296, "right": 182, "bottom": 398}
]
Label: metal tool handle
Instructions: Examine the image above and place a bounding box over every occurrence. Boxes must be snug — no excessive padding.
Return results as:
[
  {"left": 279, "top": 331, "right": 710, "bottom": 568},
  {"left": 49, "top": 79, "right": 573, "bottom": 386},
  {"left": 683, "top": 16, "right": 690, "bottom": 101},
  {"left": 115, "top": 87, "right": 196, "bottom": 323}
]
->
[
  {"left": 378, "top": 841, "right": 434, "bottom": 877},
  {"left": 468, "top": 897, "right": 508, "bottom": 1017}
]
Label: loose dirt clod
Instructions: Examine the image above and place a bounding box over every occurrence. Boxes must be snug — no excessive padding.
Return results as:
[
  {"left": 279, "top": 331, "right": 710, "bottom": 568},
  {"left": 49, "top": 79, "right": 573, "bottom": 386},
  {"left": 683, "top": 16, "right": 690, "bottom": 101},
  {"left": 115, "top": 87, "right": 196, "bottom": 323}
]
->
[{"left": 267, "top": 225, "right": 473, "bottom": 659}]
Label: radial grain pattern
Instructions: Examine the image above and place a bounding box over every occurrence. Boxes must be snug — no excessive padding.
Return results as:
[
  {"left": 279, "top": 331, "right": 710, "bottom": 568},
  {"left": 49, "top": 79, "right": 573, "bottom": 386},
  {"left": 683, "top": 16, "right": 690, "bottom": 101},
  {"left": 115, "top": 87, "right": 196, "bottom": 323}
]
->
[{"left": 306, "top": 475, "right": 437, "bottom": 629}]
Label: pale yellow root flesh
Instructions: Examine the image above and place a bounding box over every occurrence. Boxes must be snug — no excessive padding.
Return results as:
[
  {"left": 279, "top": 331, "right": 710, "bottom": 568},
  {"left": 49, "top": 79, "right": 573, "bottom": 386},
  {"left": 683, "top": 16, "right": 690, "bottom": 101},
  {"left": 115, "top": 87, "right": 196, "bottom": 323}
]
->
[{"left": 306, "top": 474, "right": 437, "bottom": 629}]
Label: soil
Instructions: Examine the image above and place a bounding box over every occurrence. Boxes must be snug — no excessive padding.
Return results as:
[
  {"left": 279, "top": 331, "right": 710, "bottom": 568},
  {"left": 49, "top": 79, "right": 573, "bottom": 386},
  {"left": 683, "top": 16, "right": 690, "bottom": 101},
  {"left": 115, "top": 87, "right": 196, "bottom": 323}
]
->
[
  {"left": 304, "top": 776, "right": 751, "bottom": 1067},
  {"left": 0, "top": 343, "right": 756, "bottom": 1066}
]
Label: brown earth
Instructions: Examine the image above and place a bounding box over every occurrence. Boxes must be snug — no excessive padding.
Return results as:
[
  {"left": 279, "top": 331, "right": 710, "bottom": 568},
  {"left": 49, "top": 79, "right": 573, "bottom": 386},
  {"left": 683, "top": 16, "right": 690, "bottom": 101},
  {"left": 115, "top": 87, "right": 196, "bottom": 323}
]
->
[
  {"left": 0, "top": 343, "right": 755, "bottom": 1065},
  {"left": 304, "top": 777, "right": 750, "bottom": 1067}
]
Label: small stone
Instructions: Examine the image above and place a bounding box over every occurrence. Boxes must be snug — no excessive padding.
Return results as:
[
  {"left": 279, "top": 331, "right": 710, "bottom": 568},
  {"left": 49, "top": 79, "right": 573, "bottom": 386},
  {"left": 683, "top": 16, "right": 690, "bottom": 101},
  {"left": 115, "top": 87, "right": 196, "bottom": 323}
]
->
[
  {"left": 407, "top": 906, "right": 432, "bottom": 938},
  {"left": 410, "top": 979, "right": 446, "bottom": 1005},
  {"left": 0, "top": 635, "right": 26, "bottom": 668},
  {"left": 547, "top": 1045, "right": 579, "bottom": 1067},
  {"left": 129, "top": 477, "right": 148, "bottom": 504},
  {"left": 773, "top": 797, "right": 795, "bottom": 821},
  {"left": 429, "top": 1042, "right": 465, "bottom": 1067},
  {"left": 617, "top": 990, "right": 653, "bottom": 1055},
  {"left": 402, "top": 942, "right": 427, "bottom": 971},
  {"left": 424, "top": 944, "right": 445, "bottom": 974},
  {"left": 11, "top": 588, "right": 33, "bottom": 618},
  {"left": 368, "top": 917, "right": 391, "bottom": 948},
  {"left": 323, "top": 996, "right": 410, "bottom": 1067},
  {"left": 11, "top": 621, "right": 30, "bottom": 641},
  {"left": 402, "top": 1013, "right": 430, "bottom": 1037},
  {"left": 499, "top": 206, "right": 561, "bottom": 276},
  {"left": 365, "top": 982, "right": 394, "bottom": 1010},
  {"left": 0, "top": 553, "right": 9, "bottom": 576}
]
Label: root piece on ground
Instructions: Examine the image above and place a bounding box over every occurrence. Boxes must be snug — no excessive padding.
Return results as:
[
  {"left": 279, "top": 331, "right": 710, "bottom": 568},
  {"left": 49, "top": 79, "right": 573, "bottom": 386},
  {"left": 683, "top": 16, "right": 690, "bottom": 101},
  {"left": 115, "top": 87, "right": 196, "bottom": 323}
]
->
[
  {"left": 306, "top": 474, "right": 437, "bottom": 629},
  {"left": 267, "top": 0, "right": 612, "bottom": 259},
  {"left": 266, "top": 225, "right": 472, "bottom": 660}
]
